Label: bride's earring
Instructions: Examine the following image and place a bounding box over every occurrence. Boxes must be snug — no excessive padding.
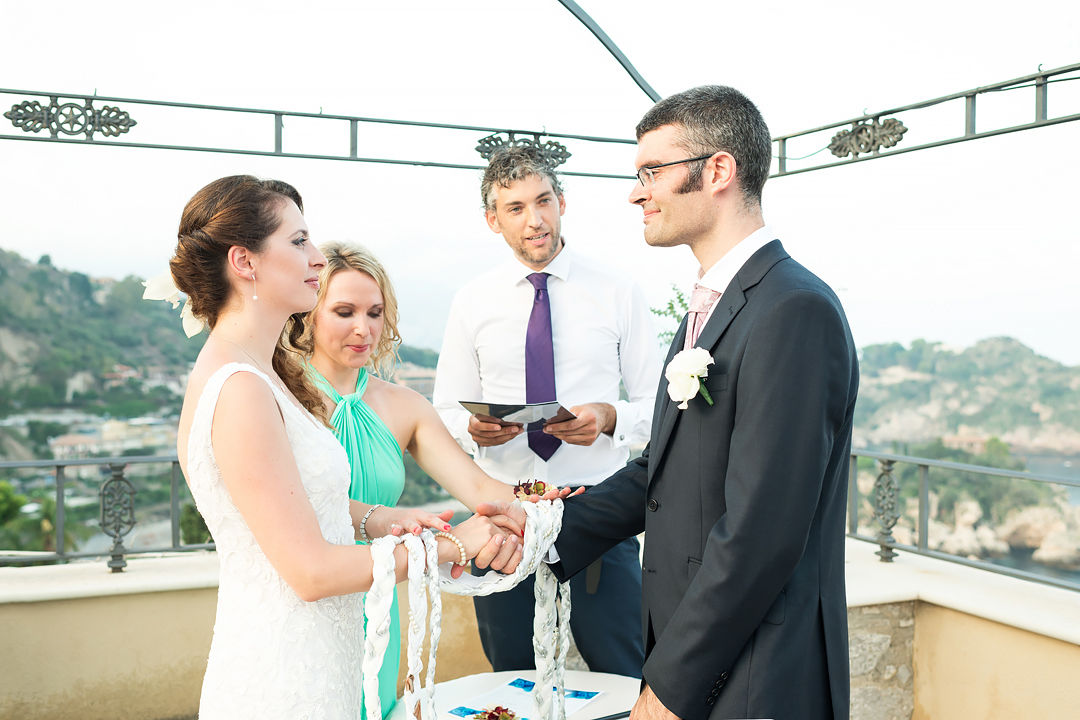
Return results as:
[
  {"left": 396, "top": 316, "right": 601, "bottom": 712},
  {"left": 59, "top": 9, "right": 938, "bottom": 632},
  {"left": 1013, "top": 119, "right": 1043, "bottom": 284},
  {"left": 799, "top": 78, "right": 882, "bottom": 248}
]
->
[{"left": 252, "top": 272, "right": 258, "bottom": 301}]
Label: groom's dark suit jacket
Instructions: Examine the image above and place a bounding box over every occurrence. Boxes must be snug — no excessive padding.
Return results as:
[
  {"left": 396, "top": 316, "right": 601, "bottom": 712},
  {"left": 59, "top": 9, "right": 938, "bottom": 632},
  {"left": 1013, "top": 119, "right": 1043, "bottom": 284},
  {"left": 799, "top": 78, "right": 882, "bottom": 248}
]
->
[{"left": 552, "top": 240, "right": 858, "bottom": 720}]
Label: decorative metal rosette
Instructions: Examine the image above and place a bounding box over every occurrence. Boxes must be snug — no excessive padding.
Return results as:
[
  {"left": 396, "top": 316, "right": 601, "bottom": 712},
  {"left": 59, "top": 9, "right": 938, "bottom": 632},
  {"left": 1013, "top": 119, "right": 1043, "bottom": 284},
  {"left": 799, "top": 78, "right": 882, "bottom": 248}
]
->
[
  {"left": 475, "top": 132, "right": 572, "bottom": 167},
  {"left": 100, "top": 463, "right": 137, "bottom": 571},
  {"left": 872, "top": 459, "right": 900, "bottom": 531},
  {"left": 828, "top": 117, "right": 907, "bottom": 158},
  {"left": 4, "top": 97, "right": 137, "bottom": 140},
  {"left": 872, "top": 459, "right": 900, "bottom": 561}
]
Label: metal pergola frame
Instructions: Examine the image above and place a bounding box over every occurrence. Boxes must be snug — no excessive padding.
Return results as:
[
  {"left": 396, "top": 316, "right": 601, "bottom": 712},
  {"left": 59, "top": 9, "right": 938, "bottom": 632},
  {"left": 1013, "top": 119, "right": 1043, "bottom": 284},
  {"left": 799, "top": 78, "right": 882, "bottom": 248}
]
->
[{"left": 4, "top": 62, "right": 1078, "bottom": 182}]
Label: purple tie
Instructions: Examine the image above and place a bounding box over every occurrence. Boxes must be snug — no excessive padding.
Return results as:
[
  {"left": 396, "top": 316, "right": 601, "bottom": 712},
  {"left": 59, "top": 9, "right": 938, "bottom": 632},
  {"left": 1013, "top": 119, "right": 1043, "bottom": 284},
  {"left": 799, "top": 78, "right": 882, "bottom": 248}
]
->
[{"left": 525, "top": 272, "right": 560, "bottom": 461}]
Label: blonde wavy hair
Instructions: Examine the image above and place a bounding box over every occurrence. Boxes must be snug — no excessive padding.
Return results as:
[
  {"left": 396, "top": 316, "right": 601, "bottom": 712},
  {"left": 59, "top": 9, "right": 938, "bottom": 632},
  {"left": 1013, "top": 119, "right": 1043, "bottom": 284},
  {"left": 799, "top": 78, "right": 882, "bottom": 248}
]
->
[{"left": 287, "top": 242, "right": 402, "bottom": 378}]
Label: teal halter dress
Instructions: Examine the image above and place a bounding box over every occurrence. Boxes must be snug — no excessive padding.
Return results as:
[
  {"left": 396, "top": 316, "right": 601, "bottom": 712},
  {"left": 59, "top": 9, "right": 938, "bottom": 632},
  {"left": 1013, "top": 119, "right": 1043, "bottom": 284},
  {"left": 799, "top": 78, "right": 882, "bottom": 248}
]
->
[{"left": 308, "top": 366, "right": 406, "bottom": 719}]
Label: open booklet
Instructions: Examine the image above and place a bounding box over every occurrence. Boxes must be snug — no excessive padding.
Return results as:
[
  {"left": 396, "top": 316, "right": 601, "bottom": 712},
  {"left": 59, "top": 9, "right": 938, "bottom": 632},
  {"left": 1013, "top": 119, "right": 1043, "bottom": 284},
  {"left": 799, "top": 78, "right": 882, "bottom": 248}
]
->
[{"left": 460, "top": 401, "right": 576, "bottom": 427}]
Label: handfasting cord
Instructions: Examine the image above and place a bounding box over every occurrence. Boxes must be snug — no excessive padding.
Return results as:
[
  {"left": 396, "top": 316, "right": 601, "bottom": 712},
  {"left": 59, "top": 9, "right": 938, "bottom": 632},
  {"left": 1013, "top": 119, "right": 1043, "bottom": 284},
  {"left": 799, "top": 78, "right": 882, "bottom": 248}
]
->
[{"left": 361, "top": 500, "right": 571, "bottom": 720}]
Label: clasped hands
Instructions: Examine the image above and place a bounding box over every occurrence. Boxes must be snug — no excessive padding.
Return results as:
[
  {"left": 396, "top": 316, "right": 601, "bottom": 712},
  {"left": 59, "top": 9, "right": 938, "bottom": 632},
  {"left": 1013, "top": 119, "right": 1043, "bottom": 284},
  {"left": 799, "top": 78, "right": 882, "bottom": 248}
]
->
[{"left": 365, "top": 485, "right": 582, "bottom": 577}]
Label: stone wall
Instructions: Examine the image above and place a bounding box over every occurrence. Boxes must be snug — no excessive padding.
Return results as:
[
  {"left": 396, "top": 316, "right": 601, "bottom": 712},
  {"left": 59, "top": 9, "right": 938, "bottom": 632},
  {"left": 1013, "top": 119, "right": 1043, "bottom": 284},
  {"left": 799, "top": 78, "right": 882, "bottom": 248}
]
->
[{"left": 848, "top": 602, "right": 915, "bottom": 720}]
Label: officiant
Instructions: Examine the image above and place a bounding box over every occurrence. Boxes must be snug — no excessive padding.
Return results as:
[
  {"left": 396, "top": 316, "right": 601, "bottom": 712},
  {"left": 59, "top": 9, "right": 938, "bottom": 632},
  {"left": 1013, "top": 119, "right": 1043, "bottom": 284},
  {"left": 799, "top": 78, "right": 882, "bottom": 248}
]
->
[{"left": 432, "top": 145, "right": 659, "bottom": 677}]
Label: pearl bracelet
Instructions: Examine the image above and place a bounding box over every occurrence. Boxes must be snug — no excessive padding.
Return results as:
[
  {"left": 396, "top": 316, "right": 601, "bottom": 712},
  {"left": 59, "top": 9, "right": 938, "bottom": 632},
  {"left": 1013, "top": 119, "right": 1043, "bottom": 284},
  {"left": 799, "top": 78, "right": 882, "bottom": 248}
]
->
[
  {"left": 359, "top": 504, "right": 383, "bottom": 544},
  {"left": 434, "top": 531, "right": 467, "bottom": 566}
]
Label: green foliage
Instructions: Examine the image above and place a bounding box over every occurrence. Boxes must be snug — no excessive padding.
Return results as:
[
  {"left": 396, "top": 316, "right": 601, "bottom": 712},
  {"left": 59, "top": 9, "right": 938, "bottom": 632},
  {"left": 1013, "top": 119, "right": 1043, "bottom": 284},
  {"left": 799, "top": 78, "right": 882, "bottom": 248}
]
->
[
  {"left": 651, "top": 284, "right": 689, "bottom": 345},
  {"left": 0, "top": 495, "right": 93, "bottom": 552},
  {"left": 398, "top": 345, "right": 439, "bottom": 368},
  {"left": 0, "top": 481, "right": 27, "bottom": 525},
  {"left": 180, "top": 502, "right": 213, "bottom": 545},
  {"left": 398, "top": 454, "right": 450, "bottom": 506},
  {"left": 890, "top": 438, "right": 1059, "bottom": 524},
  {"left": 856, "top": 337, "right": 1080, "bottom": 441}
]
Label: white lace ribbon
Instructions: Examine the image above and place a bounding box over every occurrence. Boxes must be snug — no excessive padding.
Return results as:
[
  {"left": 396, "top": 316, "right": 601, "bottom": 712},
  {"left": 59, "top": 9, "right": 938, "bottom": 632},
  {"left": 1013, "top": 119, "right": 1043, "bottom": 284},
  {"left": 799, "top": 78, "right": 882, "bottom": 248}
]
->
[{"left": 363, "top": 500, "right": 570, "bottom": 720}]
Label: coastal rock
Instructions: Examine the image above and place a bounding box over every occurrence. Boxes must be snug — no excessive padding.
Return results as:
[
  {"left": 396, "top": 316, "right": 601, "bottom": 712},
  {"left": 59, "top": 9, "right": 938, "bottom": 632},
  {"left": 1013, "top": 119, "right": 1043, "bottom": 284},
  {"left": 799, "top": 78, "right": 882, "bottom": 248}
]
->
[
  {"left": 1032, "top": 529, "right": 1080, "bottom": 570},
  {"left": 999, "top": 507, "right": 1066, "bottom": 549},
  {"left": 941, "top": 525, "right": 981, "bottom": 557},
  {"left": 974, "top": 524, "right": 1009, "bottom": 555}
]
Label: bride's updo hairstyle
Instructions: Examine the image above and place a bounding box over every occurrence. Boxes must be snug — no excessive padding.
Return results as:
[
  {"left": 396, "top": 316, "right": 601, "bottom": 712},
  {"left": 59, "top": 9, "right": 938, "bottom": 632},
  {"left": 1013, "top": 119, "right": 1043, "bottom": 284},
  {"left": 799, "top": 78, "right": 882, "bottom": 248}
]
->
[
  {"left": 171, "top": 174, "right": 329, "bottom": 422},
  {"left": 287, "top": 242, "right": 402, "bottom": 379}
]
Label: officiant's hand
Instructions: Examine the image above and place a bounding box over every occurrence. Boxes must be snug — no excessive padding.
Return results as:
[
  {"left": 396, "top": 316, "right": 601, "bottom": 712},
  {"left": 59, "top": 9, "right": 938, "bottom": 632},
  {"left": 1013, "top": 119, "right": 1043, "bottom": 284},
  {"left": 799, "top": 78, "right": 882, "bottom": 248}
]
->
[
  {"left": 544, "top": 402, "right": 615, "bottom": 446},
  {"left": 630, "top": 684, "right": 682, "bottom": 720},
  {"left": 468, "top": 415, "right": 523, "bottom": 447}
]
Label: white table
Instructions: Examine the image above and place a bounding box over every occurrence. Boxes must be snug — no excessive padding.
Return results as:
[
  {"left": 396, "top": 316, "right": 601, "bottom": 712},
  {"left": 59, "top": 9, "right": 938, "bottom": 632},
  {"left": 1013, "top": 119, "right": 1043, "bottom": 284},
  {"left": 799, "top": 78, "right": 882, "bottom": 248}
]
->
[{"left": 388, "top": 670, "right": 640, "bottom": 720}]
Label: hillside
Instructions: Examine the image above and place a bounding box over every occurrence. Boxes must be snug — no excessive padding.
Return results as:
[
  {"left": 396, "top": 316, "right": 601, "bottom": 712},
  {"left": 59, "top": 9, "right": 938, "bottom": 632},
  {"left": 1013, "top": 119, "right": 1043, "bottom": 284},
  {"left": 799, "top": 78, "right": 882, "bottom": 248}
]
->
[
  {"left": 3, "top": 249, "right": 1079, "bottom": 455},
  {"left": 855, "top": 338, "right": 1080, "bottom": 453},
  {"left": 0, "top": 248, "right": 437, "bottom": 420},
  {"left": 0, "top": 249, "right": 203, "bottom": 415}
]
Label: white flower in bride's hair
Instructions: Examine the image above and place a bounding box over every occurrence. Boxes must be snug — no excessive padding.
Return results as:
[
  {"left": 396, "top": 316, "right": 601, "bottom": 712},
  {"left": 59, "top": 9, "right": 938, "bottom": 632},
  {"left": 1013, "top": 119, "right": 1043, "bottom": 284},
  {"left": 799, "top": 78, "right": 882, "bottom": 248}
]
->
[
  {"left": 142, "top": 270, "right": 207, "bottom": 338},
  {"left": 180, "top": 300, "right": 206, "bottom": 338},
  {"left": 141, "top": 271, "right": 181, "bottom": 308},
  {"left": 665, "top": 348, "right": 714, "bottom": 410}
]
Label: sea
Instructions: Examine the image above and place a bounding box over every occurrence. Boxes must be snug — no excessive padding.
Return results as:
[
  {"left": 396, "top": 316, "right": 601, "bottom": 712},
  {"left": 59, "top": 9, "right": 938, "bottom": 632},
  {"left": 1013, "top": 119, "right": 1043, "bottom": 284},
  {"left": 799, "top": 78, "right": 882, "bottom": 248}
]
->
[{"left": 991, "top": 452, "right": 1080, "bottom": 585}]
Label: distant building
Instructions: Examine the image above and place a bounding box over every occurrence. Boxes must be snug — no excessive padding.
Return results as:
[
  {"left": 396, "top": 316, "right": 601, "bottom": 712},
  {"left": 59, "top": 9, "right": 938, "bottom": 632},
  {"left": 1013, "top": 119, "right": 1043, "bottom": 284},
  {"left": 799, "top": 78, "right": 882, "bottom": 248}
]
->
[
  {"left": 943, "top": 430, "right": 989, "bottom": 455},
  {"left": 393, "top": 362, "right": 436, "bottom": 401},
  {"left": 103, "top": 364, "right": 140, "bottom": 389}
]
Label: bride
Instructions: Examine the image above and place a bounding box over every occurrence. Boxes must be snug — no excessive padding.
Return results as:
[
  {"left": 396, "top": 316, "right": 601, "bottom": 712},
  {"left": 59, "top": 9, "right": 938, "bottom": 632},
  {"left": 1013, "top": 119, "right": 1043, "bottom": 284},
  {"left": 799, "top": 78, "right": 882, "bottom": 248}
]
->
[{"left": 170, "top": 175, "right": 519, "bottom": 719}]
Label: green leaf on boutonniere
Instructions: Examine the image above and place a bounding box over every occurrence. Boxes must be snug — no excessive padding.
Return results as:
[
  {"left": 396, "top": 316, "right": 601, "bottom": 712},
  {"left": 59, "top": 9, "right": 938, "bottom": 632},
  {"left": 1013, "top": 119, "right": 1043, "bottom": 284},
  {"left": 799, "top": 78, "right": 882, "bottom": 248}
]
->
[{"left": 698, "top": 379, "right": 713, "bottom": 406}]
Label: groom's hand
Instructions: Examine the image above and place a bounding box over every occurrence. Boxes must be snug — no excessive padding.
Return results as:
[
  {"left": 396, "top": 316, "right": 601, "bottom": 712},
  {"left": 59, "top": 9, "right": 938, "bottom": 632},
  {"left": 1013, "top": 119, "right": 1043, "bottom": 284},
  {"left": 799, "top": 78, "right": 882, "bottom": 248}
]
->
[
  {"left": 475, "top": 500, "right": 527, "bottom": 537},
  {"left": 630, "top": 684, "right": 681, "bottom": 720}
]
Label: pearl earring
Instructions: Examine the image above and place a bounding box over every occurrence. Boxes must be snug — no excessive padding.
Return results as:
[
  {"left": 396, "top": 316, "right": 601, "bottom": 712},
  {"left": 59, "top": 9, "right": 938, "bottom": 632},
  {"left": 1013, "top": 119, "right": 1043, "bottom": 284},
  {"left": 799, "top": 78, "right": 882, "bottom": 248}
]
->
[{"left": 252, "top": 272, "right": 258, "bottom": 301}]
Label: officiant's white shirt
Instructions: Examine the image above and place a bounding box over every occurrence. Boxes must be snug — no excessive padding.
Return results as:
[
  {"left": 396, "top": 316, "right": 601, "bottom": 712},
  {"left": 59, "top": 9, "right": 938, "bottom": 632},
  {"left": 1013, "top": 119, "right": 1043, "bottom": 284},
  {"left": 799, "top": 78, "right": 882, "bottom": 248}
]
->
[{"left": 433, "top": 245, "right": 660, "bottom": 487}]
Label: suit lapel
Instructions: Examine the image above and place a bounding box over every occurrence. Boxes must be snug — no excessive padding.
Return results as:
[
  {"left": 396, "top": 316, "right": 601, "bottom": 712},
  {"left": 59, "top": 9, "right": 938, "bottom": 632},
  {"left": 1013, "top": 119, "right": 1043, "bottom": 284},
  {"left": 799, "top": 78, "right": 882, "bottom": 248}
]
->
[
  {"left": 649, "top": 317, "right": 688, "bottom": 478},
  {"left": 648, "top": 240, "right": 791, "bottom": 478}
]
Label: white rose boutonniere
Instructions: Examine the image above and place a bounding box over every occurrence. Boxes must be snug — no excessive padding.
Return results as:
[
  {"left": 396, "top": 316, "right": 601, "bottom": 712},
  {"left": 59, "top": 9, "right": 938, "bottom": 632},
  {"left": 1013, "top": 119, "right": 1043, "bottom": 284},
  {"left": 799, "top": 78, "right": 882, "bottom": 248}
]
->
[{"left": 665, "top": 348, "right": 715, "bottom": 410}]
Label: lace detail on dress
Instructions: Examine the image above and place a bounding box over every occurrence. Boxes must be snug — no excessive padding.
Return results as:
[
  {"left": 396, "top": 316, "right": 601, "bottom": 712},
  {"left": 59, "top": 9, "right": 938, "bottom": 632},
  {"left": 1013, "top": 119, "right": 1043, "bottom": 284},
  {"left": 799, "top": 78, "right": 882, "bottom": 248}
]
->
[{"left": 186, "top": 363, "right": 364, "bottom": 720}]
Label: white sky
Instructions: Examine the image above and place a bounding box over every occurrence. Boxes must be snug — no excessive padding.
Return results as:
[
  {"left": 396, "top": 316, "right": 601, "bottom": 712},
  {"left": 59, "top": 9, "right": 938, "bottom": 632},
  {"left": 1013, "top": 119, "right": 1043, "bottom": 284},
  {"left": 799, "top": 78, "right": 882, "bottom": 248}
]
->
[{"left": 2, "top": 0, "right": 1079, "bottom": 364}]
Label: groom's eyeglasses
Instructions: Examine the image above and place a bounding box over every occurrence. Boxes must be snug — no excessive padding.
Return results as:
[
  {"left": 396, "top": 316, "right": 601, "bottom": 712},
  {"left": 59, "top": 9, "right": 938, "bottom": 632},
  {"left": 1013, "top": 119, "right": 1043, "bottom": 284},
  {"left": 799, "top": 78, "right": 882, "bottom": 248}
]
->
[{"left": 636, "top": 153, "right": 716, "bottom": 187}]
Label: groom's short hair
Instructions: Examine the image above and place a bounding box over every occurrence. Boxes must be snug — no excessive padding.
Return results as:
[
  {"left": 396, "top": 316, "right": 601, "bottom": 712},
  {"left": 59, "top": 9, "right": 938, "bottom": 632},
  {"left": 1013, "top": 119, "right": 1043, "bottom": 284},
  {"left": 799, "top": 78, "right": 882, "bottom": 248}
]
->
[{"left": 636, "top": 85, "right": 772, "bottom": 208}]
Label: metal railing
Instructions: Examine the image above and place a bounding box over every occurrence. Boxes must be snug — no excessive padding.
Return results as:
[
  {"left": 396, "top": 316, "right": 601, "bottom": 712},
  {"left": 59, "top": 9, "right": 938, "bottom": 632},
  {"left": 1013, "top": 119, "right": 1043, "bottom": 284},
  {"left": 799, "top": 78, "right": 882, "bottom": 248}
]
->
[
  {"left": 4, "top": 449, "right": 1079, "bottom": 591},
  {"left": 0, "top": 454, "right": 211, "bottom": 571},
  {"left": 848, "top": 450, "right": 1080, "bottom": 592},
  {"left": 773, "top": 62, "right": 1080, "bottom": 176}
]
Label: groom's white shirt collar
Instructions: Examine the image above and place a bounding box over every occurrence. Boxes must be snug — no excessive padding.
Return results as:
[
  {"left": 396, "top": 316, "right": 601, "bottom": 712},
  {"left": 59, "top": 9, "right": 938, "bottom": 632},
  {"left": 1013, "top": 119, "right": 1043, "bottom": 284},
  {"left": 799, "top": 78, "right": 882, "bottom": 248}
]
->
[
  {"left": 692, "top": 225, "right": 776, "bottom": 328},
  {"left": 695, "top": 224, "right": 777, "bottom": 296}
]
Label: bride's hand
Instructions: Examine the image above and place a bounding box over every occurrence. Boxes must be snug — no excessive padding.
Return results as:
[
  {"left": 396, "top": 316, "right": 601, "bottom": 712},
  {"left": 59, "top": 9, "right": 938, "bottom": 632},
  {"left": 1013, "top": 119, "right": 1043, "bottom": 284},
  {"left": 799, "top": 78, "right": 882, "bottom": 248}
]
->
[
  {"left": 445, "top": 514, "right": 522, "bottom": 574},
  {"left": 368, "top": 506, "right": 454, "bottom": 538}
]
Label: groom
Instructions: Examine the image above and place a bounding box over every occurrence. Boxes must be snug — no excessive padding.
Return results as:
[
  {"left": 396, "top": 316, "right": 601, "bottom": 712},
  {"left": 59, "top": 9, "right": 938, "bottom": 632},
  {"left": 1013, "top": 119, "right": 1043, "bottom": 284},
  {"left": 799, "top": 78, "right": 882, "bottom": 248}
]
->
[{"left": 480, "top": 86, "right": 858, "bottom": 720}]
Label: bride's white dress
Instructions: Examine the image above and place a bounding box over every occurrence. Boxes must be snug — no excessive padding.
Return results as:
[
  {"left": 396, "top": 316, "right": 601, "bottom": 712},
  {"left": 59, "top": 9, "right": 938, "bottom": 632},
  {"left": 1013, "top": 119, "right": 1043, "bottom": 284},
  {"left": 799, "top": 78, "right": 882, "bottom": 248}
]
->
[{"left": 186, "top": 363, "right": 364, "bottom": 720}]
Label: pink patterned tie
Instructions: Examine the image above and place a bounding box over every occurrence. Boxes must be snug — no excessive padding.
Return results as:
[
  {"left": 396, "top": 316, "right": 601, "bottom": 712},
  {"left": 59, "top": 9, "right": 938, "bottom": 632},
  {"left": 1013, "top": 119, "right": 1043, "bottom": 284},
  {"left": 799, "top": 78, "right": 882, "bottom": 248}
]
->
[{"left": 686, "top": 284, "right": 722, "bottom": 350}]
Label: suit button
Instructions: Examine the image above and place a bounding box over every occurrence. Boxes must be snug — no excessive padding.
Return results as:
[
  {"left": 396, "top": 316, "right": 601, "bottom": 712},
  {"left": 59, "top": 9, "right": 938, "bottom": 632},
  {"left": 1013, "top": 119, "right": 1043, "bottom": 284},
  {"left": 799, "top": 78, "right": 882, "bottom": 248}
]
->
[
  {"left": 647, "top": 499, "right": 659, "bottom": 511},
  {"left": 719, "top": 671, "right": 729, "bottom": 681}
]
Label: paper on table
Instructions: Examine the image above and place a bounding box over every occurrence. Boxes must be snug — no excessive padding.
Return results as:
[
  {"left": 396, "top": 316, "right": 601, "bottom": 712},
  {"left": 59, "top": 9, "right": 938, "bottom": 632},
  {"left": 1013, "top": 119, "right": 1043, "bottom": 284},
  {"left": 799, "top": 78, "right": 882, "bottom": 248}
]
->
[{"left": 445, "top": 676, "right": 601, "bottom": 720}]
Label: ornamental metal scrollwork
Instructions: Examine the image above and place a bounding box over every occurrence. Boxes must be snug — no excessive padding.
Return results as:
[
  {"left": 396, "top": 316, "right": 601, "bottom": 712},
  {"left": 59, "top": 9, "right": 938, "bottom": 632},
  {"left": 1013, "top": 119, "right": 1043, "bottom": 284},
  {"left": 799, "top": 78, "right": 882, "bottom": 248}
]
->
[
  {"left": 872, "top": 459, "right": 899, "bottom": 562},
  {"left": 4, "top": 97, "right": 137, "bottom": 140},
  {"left": 100, "top": 463, "right": 137, "bottom": 572},
  {"left": 475, "top": 132, "right": 572, "bottom": 167},
  {"left": 828, "top": 117, "right": 907, "bottom": 158}
]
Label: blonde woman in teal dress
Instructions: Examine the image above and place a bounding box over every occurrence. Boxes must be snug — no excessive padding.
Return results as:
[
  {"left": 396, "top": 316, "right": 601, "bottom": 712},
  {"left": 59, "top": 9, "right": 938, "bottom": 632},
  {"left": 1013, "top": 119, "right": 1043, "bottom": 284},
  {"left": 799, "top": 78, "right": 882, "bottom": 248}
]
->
[{"left": 293, "top": 242, "right": 575, "bottom": 719}]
